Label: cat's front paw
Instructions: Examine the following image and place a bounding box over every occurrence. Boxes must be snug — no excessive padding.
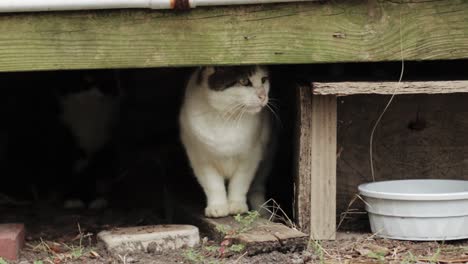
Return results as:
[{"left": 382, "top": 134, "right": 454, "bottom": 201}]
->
[
  {"left": 228, "top": 201, "right": 249, "bottom": 215},
  {"left": 205, "top": 204, "right": 229, "bottom": 218}
]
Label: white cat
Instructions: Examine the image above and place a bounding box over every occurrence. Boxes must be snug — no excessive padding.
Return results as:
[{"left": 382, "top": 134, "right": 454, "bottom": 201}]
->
[{"left": 179, "top": 66, "right": 275, "bottom": 218}]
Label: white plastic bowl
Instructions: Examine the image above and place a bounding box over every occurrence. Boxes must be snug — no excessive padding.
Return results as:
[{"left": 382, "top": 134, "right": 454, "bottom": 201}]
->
[{"left": 358, "top": 179, "right": 468, "bottom": 241}]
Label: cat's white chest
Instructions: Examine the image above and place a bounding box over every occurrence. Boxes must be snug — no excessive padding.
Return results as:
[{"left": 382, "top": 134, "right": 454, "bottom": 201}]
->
[
  {"left": 188, "top": 112, "right": 260, "bottom": 157},
  {"left": 60, "top": 89, "right": 119, "bottom": 155}
]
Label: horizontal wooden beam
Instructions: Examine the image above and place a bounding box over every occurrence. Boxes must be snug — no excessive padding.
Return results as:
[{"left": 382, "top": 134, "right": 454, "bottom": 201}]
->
[
  {"left": 0, "top": 0, "right": 467, "bottom": 72},
  {"left": 313, "top": 81, "right": 468, "bottom": 96}
]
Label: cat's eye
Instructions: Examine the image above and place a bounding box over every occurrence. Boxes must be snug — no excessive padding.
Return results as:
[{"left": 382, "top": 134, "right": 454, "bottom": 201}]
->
[
  {"left": 239, "top": 78, "right": 251, "bottom": 86},
  {"left": 261, "top": 76, "right": 269, "bottom": 84}
]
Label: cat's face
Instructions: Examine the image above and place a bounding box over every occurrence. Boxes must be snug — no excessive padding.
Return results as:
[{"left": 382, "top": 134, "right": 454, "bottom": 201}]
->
[{"left": 199, "top": 66, "right": 270, "bottom": 114}]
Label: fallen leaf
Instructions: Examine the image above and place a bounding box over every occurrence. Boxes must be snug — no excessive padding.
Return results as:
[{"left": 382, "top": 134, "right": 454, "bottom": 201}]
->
[
  {"left": 220, "top": 239, "right": 231, "bottom": 247},
  {"left": 219, "top": 246, "right": 226, "bottom": 257},
  {"left": 355, "top": 244, "right": 390, "bottom": 258},
  {"left": 89, "top": 250, "right": 101, "bottom": 258},
  {"left": 48, "top": 243, "right": 66, "bottom": 254}
]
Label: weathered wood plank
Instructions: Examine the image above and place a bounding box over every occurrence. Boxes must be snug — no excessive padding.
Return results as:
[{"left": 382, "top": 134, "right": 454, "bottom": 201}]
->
[
  {"left": 0, "top": 0, "right": 467, "bottom": 71},
  {"left": 295, "top": 86, "right": 337, "bottom": 239},
  {"left": 313, "top": 81, "right": 468, "bottom": 96},
  {"left": 174, "top": 202, "right": 308, "bottom": 252},
  {"left": 179, "top": 211, "right": 308, "bottom": 254},
  {"left": 294, "top": 85, "right": 313, "bottom": 234},
  {"left": 202, "top": 216, "right": 308, "bottom": 255},
  {"left": 310, "top": 94, "right": 337, "bottom": 240}
]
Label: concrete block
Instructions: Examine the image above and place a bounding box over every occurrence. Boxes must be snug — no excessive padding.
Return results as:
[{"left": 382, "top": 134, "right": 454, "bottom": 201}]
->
[{"left": 98, "top": 225, "right": 199, "bottom": 253}]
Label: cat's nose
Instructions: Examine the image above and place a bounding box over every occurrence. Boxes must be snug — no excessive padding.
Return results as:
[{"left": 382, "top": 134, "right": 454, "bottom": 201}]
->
[{"left": 257, "top": 89, "right": 267, "bottom": 101}]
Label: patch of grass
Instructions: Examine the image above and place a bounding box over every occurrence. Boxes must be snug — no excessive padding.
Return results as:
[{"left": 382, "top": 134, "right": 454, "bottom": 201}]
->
[
  {"left": 310, "top": 240, "right": 325, "bottom": 264},
  {"left": 183, "top": 248, "right": 222, "bottom": 264},
  {"left": 186, "top": 211, "right": 254, "bottom": 263},
  {"left": 367, "top": 251, "right": 386, "bottom": 264},
  {"left": 183, "top": 241, "right": 246, "bottom": 263},
  {"left": 69, "top": 246, "right": 84, "bottom": 259},
  {"left": 229, "top": 244, "right": 245, "bottom": 253},
  {"left": 33, "top": 261, "right": 44, "bottom": 264},
  {"left": 234, "top": 211, "right": 259, "bottom": 234},
  {"left": 401, "top": 251, "right": 418, "bottom": 264},
  {"left": 216, "top": 211, "right": 260, "bottom": 237},
  {"left": 204, "top": 245, "right": 221, "bottom": 253},
  {"left": 0, "top": 257, "right": 8, "bottom": 264},
  {"left": 183, "top": 248, "right": 206, "bottom": 263},
  {"left": 215, "top": 225, "right": 230, "bottom": 236},
  {"left": 429, "top": 246, "right": 441, "bottom": 264}
]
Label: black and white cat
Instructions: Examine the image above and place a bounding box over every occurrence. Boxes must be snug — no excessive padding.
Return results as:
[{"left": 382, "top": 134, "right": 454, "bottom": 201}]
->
[
  {"left": 58, "top": 72, "right": 122, "bottom": 209},
  {"left": 179, "top": 66, "right": 276, "bottom": 218}
]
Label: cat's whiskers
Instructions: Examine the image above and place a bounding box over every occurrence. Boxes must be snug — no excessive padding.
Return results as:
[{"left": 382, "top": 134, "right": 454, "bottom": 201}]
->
[
  {"left": 229, "top": 104, "right": 243, "bottom": 127},
  {"left": 235, "top": 105, "right": 248, "bottom": 129},
  {"left": 267, "top": 100, "right": 279, "bottom": 109},
  {"left": 220, "top": 104, "right": 235, "bottom": 121},
  {"left": 223, "top": 103, "right": 244, "bottom": 124},
  {"left": 266, "top": 103, "right": 283, "bottom": 128}
]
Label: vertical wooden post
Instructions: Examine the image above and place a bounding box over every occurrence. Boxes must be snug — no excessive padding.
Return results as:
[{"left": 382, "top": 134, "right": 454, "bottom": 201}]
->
[
  {"left": 310, "top": 92, "right": 337, "bottom": 240},
  {"left": 295, "top": 86, "right": 313, "bottom": 234},
  {"left": 295, "top": 85, "right": 337, "bottom": 240}
]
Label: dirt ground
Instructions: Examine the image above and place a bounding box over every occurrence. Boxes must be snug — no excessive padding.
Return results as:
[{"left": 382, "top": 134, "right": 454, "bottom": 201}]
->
[{"left": 2, "top": 205, "right": 468, "bottom": 264}]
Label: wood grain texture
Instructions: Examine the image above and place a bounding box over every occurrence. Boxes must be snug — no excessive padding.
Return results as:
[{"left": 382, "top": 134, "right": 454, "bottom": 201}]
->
[
  {"left": 294, "top": 85, "right": 337, "bottom": 239},
  {"left": 294, "top": 85, "right": 313, "bottom": 235},
  {"left": 313, "top": 81, "right": 468, "bottom": 96},
  {"left": 0, "top": 0, "right": 467, "bottom": 71},
  {"left": 310, "top": 94, "right": 337, "bottom": 240}
]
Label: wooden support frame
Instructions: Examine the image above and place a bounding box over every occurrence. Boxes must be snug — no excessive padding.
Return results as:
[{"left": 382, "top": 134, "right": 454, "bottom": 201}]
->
[
  {"left": 295, "top": 80, "right": 468, "bottom": 240},
  {"left": 295, "top": 85, "right": 337, "bottom": 240}
]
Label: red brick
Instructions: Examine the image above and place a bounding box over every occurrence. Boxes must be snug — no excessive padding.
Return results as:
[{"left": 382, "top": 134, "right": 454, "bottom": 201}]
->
[{"left": 0, "top": 223, "right": 25, "bottom": 260}]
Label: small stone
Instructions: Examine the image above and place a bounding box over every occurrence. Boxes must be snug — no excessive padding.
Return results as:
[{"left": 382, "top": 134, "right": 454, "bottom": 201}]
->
[
  {"left": 98, "top": 225, "right": 199, "bottom": 254},
  {"left": 291, "top": 258, "right": 304, "bottom": 264},
  {"left": 291, "top": 252, "right": 304, "bottom": 264},
  {"left": 125, "top": 256, "right": 137, "bottom": 263},
  {"left": 0, "top": 223, "right": 25, "bottom": 260}
]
